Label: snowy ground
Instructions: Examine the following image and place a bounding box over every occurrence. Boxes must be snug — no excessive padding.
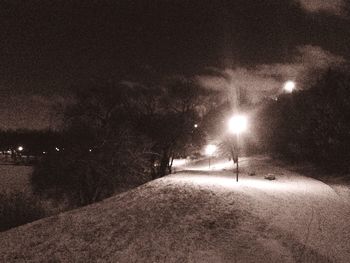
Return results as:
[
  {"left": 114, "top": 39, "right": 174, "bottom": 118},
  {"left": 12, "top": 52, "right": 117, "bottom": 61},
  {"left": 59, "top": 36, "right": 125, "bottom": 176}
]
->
[
  {"left": 0, "top": 156, "right": 349, "bottom": 262},
  {"left": 0, "top": 165, "right": 32, "bottom": 194}
]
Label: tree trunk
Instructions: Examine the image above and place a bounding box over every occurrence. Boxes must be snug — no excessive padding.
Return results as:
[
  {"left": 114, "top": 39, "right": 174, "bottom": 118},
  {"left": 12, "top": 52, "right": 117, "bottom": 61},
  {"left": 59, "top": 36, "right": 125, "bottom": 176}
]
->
[
  {"left": 168, "top": 155, "right": 174, "bottom": 174},
  {"left": 158, "top": 150, "right": 170, "bottom": 178}
]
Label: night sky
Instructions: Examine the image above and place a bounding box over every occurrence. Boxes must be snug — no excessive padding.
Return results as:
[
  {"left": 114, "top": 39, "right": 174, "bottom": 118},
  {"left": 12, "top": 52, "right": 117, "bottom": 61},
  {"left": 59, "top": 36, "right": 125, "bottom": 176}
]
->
[{"left": 0, "top": 0, "right": 349, "bottom": 129}]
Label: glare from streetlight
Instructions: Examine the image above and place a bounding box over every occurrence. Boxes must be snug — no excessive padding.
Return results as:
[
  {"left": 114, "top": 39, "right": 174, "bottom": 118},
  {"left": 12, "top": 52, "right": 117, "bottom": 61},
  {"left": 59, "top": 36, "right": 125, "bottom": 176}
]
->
[
  {"left": 17, "top": 146, "right": 24, "bottom": 152},
  {"left": 205, "top": 144, "right": 217, "bottom": 156},
  {"left": 283, "top": 81, "right": 296, "bottom": 93},
  {"left": 194, "top": 124, "right": 198, "bottom": 128},
  {"left": 228, "top": 115, "right": 248, "bottom": 135}
]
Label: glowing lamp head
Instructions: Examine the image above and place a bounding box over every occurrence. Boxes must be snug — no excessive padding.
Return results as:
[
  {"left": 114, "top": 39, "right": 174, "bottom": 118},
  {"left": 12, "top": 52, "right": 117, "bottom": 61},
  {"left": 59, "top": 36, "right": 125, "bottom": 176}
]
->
[
  {"left": 283, "top": 81, "right": 295, "bottom": 93},
  {"left": 228, "top": 115, "right": 248, "bottom": 134},
  {"left": 17, "top": 146, "right": 24, "bottom": 152},
  {"left": 205, "top": 144, "right": 217, "bottom": 156},
  {"left": 194, "top": 124, "right": 198, "bottom": 128}
]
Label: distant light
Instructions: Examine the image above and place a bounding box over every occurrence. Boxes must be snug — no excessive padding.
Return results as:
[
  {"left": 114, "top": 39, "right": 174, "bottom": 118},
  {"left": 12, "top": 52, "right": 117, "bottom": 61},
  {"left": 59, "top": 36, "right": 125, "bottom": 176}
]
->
[
  {"left": 55, "top": 147, "right": 60, "bottom": 152},
  {"left": 43, "top": 151, "right": 47, "bottom": 154},
  {"left": 89, "top": 149, "right": 92, "bottom": 152},
  {"left": 17, "top": 146, "right": 24, "bottom": 152},
  {"left": 228, "top": 115, "right": 248, "bottom": 134},
  {"left": 194, "top": 124, "right": 198, "bottom": 128},
  {"left": 205, "top": 144, "right": 217, "bottom": 156},
  {"left": 283, "top": 81, "right": 296, "bottom": 93}
]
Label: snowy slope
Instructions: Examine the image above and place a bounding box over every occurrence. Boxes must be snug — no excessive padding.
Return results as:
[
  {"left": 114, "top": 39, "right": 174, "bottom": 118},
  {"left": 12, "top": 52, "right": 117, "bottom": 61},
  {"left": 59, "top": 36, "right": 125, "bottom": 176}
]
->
[
  {"left": 0, "top": 156, "right": 349, "bottom": 262},
  {"left": 0, "top": 165, "right": 32, "bottom": 194}
]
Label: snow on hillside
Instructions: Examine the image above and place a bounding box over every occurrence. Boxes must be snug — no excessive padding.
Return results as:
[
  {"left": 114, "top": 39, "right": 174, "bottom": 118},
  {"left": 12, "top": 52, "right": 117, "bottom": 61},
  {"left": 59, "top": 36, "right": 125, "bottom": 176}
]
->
[
  {"left": 0, "top": 165, "right": 32, "bottom": 194},
  {"left": 0, "top": 156, "right": 349, "bottom": 262}
]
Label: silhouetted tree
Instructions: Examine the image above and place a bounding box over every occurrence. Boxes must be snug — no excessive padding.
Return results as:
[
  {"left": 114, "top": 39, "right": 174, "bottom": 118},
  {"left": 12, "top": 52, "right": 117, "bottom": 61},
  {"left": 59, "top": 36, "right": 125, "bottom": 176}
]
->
[
  {"left": 258, "top": 68, "right": 350, "bottom": 172},
  {"left": 32, "top": 77, "right": 215, "bottom": 205},
  {"left": 32, "top": 81, "right": 152, "bottom": 206},
  {"left": 136, "top": 78, "right": 217, "bottom": 177}
]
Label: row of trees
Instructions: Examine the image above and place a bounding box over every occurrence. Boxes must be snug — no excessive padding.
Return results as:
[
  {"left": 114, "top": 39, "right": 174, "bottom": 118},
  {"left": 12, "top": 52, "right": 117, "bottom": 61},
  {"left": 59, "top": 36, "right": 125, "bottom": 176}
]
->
[
  {"left": 30, "top": 67, "right": 350, "bottom": 206},
  {"left": 32, "top": 78, "right": 219, "bottom": 206},
  {"left": 257, "top": 68, "right": 350, "bottom": 172},
  {"left": 0, "top": 129, "right": 62, "bottom": 156}
]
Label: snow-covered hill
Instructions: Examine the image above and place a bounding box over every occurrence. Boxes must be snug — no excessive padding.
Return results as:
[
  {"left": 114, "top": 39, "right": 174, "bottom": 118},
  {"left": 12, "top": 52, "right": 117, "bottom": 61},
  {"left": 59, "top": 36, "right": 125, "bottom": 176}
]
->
[{"left": 1, "top": 156, "right": 349, "bottom": 262}]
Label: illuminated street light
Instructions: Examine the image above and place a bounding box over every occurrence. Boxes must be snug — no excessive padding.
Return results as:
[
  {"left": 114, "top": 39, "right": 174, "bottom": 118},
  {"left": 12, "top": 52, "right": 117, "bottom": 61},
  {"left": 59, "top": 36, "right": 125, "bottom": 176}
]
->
[
  {"left": 283, "top": 81, "right": 296, "bottom": 93},
  {"left": 205, "top": 144, "right": 217, "bottom": 169},
  {"left": 194, "top": 124, "right": 198, "bottom": 128},
  {"left": 228, "top": 115, "right": 248, "bottom": 134},
  {"left": 17, "top": 146, "right": 24, "bottom": 152},
  {"left": 55, "top": 147, "right": 60, "bottom": 152},
  {"left": 228, "top": 114, "right": 248, "bottom": 182}
]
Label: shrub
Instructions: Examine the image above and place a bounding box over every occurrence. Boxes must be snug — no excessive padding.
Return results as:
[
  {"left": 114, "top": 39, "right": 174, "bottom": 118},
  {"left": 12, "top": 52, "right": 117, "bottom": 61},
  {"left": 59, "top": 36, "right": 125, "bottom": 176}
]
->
[
  {"left": 0, "top": 192, "right": 46, "bottom": 232},
  {"left": 31, "top": 128, "right": 152, "bottom": 207}
]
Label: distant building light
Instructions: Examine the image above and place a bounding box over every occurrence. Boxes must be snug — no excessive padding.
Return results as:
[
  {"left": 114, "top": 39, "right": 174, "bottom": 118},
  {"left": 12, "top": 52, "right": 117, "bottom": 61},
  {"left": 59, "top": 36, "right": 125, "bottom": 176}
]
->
[
  {"left": 17, "top": 146, "right": 24, "bottom": 152},
  {"left": 55, "top": 147, "right": 60, "bottom": 152},
  {"left": 194, "top": 124, "right": 198, "bottom": 128}
]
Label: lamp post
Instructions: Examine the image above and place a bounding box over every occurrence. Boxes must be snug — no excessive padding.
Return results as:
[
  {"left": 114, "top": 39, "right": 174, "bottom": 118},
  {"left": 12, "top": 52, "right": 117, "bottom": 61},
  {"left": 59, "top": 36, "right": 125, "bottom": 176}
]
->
[
  {"left": 205, "top": 144, "right": 217, "bottom": 169},
  {"left": 228, "top": 115, "right": 248, "bottom": 182},
  {"left": 283, "top": 81, "right": 296, "bottom": 93}
]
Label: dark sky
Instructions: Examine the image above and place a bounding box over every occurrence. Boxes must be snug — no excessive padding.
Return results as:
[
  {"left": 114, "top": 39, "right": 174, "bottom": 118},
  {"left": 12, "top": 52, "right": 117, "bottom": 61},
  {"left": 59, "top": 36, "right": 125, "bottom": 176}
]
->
[{"left": 0, "top": 0, "right": 349, "bottom": 129}]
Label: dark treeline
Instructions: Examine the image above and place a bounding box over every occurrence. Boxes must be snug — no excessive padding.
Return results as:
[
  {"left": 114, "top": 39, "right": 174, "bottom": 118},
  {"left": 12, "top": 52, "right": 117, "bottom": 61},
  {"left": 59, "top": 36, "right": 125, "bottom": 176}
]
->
[
  {"left": 0, "top": 129, "right": 62, "bottom": 156},
  {"left": 257, "top": 68, "right": 350, "bottom": 173},
  {"left": 25, "top": 68, "right": 350, "bottom": 207},
  {"left": 32, "top": 78, "right": 219, "bottom": 206}
]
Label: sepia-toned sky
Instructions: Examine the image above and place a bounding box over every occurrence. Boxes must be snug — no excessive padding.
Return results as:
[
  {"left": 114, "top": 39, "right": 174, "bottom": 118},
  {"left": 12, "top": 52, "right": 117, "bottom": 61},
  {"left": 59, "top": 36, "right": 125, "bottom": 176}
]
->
[{"left": 0, "top": 0, "right": 349, "bottom": 129}]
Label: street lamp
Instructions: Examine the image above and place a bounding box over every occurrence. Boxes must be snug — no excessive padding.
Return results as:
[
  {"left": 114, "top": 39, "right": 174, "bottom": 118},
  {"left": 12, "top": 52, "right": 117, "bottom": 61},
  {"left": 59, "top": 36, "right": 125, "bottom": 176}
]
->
[
  {"left": 17, "top": 146, "right": 24, "bottom": 152},
  {"left": 205, "top": 144, "right": 217, "bottom": 169},
  {"left": 228, "top": 115, "right": 248, "bottom": 135},
  {"left": 228, "top": 114, "right": 248, "bottom": 182},
  {"left": 283, "top": 81, "right": 296, "bottom": 93}
]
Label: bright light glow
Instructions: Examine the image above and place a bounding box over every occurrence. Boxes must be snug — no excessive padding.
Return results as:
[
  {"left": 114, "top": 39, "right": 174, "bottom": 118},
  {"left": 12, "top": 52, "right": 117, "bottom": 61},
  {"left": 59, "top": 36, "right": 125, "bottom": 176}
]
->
[
  {"left": 185, "top": 156, "right": 250, "bottom": 171},
  {"left": 172, "top": 159, "right": 188, "bottom": 167},
  {"left": 89, "top": 149, "right": 92, "bottom": 152},
  {"left": 283, "top": 81, "right": 296, "bottom": 93},
  {"left": 17, "top": 146, "right": 23, "bottom": 151},
  {"left": 228, "top": 115, "right": 248, "bottom": 134},
  {"left": 170, "top": 174, "right": 317, "bottom": 193},
  {"left": 205, "top": 144, "right": 217, "bottom": 156},
  {"left": 194, "top": 124, "right": 198, "bottom": 128},
  {"left": 55, "top": 147, "right": 60, "bottom": 152}
]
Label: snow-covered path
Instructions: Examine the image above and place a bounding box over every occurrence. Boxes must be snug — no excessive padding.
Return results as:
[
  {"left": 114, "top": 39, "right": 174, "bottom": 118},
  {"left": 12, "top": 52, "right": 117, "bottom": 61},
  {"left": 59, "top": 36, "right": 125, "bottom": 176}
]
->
[
  {"left": 173, "top": 156, "right": 350, "bottom": 262},
  {"left": 1, "top": 156, "right": 349, "bottom": 262}
]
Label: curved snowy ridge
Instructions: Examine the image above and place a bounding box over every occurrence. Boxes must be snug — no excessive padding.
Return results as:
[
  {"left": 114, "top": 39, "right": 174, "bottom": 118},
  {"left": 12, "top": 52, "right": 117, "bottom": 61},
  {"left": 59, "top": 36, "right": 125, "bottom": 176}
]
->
[{"left": 1, "top": 157, "right": 349, "bottom": 262}]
